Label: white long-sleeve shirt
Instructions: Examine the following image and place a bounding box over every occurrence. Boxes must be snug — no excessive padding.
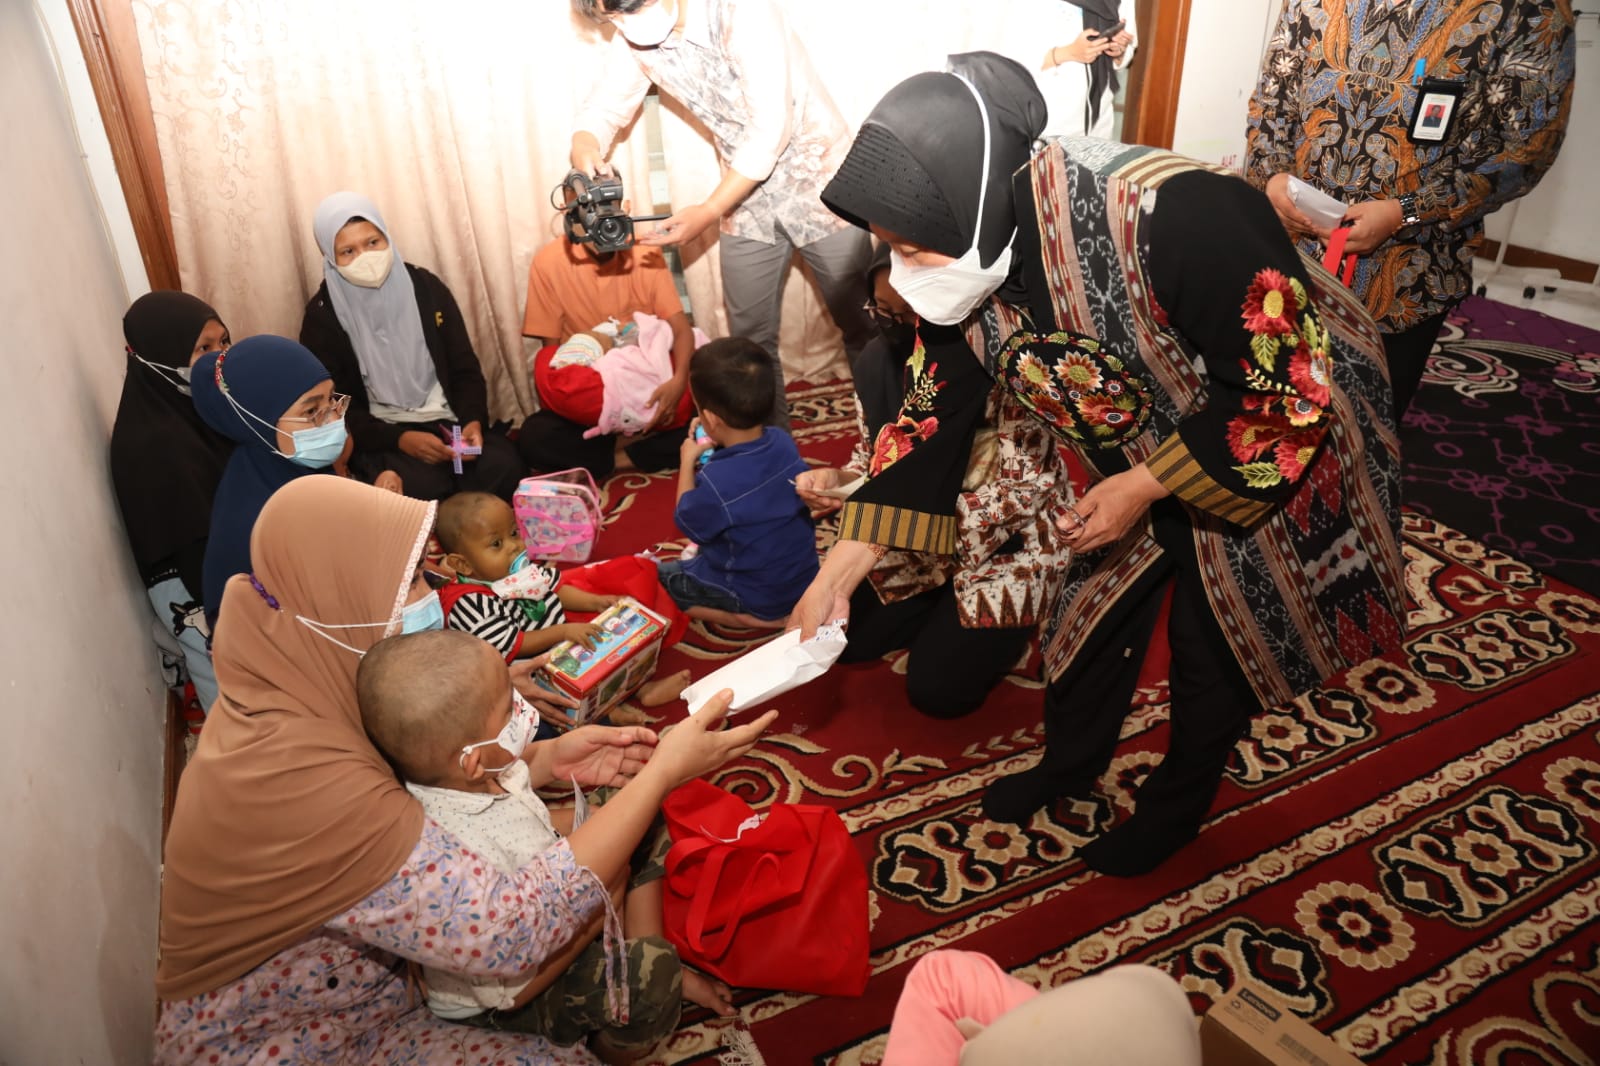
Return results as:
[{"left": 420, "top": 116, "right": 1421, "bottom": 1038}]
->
[{"left": 573, "top": 0, "right": 853, "bottom": 246}]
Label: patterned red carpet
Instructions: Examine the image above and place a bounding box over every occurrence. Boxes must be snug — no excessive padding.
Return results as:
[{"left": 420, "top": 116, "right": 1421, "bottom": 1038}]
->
[{"left": 591, "top": 381, "right": 1600, "bottom": 1066}]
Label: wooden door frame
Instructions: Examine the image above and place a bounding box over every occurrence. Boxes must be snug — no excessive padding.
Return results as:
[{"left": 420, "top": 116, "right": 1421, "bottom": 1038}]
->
[
  {"left": 66, "top": 0, "right": 180, "bottom": 291},
  {"left": 1121, "top": 0, "right": 1192, "bottom": 149}
]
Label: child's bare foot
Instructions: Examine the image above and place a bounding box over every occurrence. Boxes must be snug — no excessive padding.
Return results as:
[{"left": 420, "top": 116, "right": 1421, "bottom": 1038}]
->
[
  {"left": 604, "top": 705, "right": 650, "bottom": 726},
  {"left": 686, "top": 606, "right": 788, "bottom": 630},
  {"left": 682, "top": 968, "right": 736, "bottom": 1017},
  {"left": 637, "top": 669, "right": 691, "bottom": 707}
]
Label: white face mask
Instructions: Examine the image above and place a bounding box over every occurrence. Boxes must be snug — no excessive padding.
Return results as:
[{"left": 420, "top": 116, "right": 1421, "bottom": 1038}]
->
[
  {"left": 886, "top": 77, "right": 1014, "bottom": 327},
  {"left": 612, "top": 0, "right": 677, "bottom": 46},
  {"left": 459, "top": 691, "right": 539, "bottom": 776},
  {"left": 337, "top": 247, "right": 394, "bottom": 288}
]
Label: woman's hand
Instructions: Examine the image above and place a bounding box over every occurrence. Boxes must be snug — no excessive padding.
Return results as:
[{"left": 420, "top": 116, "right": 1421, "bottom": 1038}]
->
[
  {"left": 1338, "top": 199, "right": 1404, "bottom": 255},
  {"left": 645, "top": 376, "right": 688, "bottom": 431},
  {"left": 638, "top": 203, "right": 719, "bottom": 248},
  {"left": 1043, "top": 29, "right": 1114, "bottom": 69},
  {"left": 795, "top": 467, "right": 845, "bottom": 516},
  {"left": 399, "top": 429, "right": 454, "bottom": 464},
  {"left": 509, "top": 655, "right": 581, "bottom": 716},
  {"left": 1106, "top": 29, "right": 1134, "bottom": 59},
  {"left": 650, "top": 690, "right": 777, "bottom": 788},
  {"left": 374, "top": 470, "right": 404, "bottom": 494},
  {"left": 1057, "top": 463, "right": 1170, "bottom": 552},
  {"left": 788, "top": 567, "right": 853, "bottom": 640},
  {"left": 459, "top": 421, "right": 484, "bottom": 460},
  {"left": 539, "top": 723, "right": 660, "bottom": 789},
  {"left": 1265, "top": 173, "right": 1320, "bottom": 240}
]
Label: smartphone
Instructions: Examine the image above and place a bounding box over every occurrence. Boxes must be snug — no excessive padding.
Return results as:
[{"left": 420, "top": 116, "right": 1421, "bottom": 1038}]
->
[{"left": 1089, "top": 19, "right": 1127, "bottom": 40}]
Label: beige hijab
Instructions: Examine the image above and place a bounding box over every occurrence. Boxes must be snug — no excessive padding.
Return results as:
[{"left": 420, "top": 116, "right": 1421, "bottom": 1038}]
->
[{"left": 156, "top": 475, "right": 437, "bottom": 1001}]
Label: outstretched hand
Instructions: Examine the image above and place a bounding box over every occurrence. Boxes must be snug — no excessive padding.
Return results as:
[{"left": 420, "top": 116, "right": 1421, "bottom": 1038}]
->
[
  {"left": 652, "top": 690, "right": 777, "bottom": 787},
  {"left": 543, "top": 723, "right": 660, "bottom": 789}
]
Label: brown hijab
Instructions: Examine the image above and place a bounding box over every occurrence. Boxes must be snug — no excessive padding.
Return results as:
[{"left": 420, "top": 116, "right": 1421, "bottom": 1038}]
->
[{"left": 156, "top": 475, "right": 437, "bottom": 1001}]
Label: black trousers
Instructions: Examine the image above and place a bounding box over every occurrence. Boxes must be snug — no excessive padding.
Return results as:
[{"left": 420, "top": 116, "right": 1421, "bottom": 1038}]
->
[
  {"left": 516, "top": 410, "right": 688, "bottom": 480},
  {"left": 1039, "top": 553, "right": 1260, "bottom": 830},
  {"left": 1382, "top": 308, "right": 1450, "bottom": 423},
  {"left": 351, "top": 422, "right": 525, "bottom": 502},
  {"left": 840, "top": 581, "right": 1034, "bottom": 719}
]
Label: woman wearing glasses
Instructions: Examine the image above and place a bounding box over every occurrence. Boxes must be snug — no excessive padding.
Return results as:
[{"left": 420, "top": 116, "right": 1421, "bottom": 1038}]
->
[
  {"left": 794, "top": 244, "right": 1074, "bottom": 720},
  {"left": 191, "top": 336, "right": 356, "bottom": 627},
  {"left": 300, "top": 191, "right": 525, "bottom": 502}
]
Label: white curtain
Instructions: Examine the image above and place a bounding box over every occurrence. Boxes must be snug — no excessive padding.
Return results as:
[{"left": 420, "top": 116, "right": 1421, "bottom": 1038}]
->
[{"left": 132, "top": 0, "right": 1039, "bottom": 422}]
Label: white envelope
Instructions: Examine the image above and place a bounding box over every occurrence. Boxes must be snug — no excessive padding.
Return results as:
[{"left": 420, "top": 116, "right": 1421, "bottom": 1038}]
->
[
  {"left": 1286, "top": 176, "right": 1348, "bottom": 231},
  {"left": 681, "top": 623, "right": 848, "bottom": 715}
]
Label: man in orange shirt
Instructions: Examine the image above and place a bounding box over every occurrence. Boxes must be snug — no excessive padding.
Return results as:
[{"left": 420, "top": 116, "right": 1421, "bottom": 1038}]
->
[{"left": 517, "top": 234, "right": 696, "bottom": 478}]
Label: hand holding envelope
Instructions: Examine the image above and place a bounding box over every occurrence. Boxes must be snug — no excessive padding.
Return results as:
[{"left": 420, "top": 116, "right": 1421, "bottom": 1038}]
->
[{"left": 680, "top": 622, "right": 849, "bottom": 716}]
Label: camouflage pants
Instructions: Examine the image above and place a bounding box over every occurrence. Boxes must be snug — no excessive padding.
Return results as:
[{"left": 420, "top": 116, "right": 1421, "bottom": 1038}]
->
[{"left": 463, "top": 934, "right": 683, "bottom": 1052}]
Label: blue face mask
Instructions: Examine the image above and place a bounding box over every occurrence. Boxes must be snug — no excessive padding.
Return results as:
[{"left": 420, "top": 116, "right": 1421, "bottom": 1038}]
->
[
  {"left": 285, "top": 417, "right": 348, "bottom": 469},
  {"left": 400, "top": 590, "right": 444, "bottom": 634}
]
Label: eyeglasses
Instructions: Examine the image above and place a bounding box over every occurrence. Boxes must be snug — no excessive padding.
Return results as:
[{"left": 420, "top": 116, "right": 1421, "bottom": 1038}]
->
[
  {"left": 863, "top": 299, "right": 912, "bottom": 330},
  {"left": 278, "top": 392, "right": 351, "bottom": 427}
]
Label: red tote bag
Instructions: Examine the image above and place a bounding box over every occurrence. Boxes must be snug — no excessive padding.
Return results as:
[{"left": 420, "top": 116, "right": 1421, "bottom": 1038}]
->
[{"left": 661, "top": 779, "right": 871, "bottom": 997}]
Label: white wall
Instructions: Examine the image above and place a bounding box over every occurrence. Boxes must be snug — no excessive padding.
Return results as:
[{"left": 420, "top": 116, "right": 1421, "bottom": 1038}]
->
[{"left": 0, "top": 1, "right": 167, "bottom": 1062}]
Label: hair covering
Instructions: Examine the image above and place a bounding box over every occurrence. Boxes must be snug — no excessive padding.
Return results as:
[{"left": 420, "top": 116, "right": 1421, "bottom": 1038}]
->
[
  {"left": 191, "top": 336, "right": 332, "bottom": 623},
  {"left": 961, "top": 964, "right": 1202, "bottom": 1065},
  {"left": 156, "top": 475, "right": 436, "bottom": 1001},
  {"left": 110, "top": 292, "right": 233, "bottom": 585},
  {"left": 311, "top": 191, "right": 437, "bottom": 409},
  {"left": 822, "top": 52, "right": 1046, "bottom": 269}
]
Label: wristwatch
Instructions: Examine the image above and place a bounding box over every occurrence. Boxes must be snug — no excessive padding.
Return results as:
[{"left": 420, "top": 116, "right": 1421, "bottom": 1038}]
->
[{"left": 1396, "top": 192, "right": 1421, "bottom": 228}]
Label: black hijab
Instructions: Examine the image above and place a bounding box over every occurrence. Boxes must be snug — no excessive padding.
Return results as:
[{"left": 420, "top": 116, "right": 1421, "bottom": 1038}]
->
[
  {"left": 822, "top": 52, "right": 1046, "bottom": 271},
  {"left": 110, "top": 292, "right": 234, "bottom": 588}
]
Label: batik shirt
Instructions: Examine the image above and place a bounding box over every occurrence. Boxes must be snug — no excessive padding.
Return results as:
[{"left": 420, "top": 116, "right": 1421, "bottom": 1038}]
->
[
  {"left": 1245, "top": 0, "right": 1575, "bottom": 331},
  {"left": 574, "top": 0, "right": 853, "bottom": 247}
]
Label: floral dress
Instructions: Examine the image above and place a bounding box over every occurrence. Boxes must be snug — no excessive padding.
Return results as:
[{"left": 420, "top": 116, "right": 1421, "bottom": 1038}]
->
[{"left": 154, "top": 822, "right": 611, "bottom": 1065}]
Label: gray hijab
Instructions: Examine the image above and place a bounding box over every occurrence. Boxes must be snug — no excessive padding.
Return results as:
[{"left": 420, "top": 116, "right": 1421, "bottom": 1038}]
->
[{"left": 312, "top": 192, "right": 436, "bottom": 409}]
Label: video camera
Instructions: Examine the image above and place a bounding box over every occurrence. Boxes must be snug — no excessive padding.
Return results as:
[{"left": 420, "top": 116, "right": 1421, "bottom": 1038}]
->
[{"left": 553, "top": 170, "right": 668, "bottom": 255}]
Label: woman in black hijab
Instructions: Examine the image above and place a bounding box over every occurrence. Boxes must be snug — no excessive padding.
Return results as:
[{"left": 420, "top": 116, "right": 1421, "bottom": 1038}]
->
[
  {"left": 111, "top": 291, "right": 234, "bottom": 710},
  {"left": 1034, "top": 0, "right": 1136, "bottom": 138},
  {"left": 796, "top": 53, "right": 1405, "bottom": 877}
]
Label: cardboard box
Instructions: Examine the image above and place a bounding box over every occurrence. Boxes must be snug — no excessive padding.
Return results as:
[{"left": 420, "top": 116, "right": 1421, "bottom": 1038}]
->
[
  {"left": 536, "top": 597, "right": 667, "bottom": 727},
  {"left": 1201, "top": 984, "right": 1363, "bottom": 1066}
]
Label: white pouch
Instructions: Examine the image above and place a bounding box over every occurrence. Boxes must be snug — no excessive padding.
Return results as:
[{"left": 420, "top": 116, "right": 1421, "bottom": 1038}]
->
[
  {"left": 1286, "top": 176, "right": 1348, "bottom": 232},
  {"left": 681, "top": 623, "right": 849, "bottom": 715}
]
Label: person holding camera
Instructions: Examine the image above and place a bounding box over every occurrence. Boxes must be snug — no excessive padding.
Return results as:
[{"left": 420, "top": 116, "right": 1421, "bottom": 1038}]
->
[
  {"left": 569, "top": 0, "right": 875, "bottom": 427},
  {"left": 517, "top": 181, "right": 697, "bottom": 479}
]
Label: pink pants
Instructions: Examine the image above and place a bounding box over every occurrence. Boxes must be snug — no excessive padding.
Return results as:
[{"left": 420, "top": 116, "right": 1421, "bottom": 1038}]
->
[{"left": 881, "top": 951, "right": 1039, "bottom": 1066}]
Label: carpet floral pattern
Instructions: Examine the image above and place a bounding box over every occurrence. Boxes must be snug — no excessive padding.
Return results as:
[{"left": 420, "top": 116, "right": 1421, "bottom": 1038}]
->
[{"left": 585, "top": 381, "right": 1600, "bottom": 1065}]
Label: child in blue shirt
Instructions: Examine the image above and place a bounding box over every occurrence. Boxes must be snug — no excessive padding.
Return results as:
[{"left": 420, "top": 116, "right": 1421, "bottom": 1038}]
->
[{"left": 665, "top": 338, "right": 818, "bottom": 627}]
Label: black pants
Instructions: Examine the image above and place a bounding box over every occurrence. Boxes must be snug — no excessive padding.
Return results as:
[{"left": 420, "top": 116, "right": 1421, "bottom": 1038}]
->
[
  {"left": 351, "top": 422, "right": 525, "bottom": 502},
  {"left": 1039, "top": 555, "right": 1259, "bottom": 831},
  {"left": 840, "top": 581, "right": 1033, "bottom": 719},
  {"left": 1382, "top": 308, "right": 1450, "bottom": 423},
  {"left": 516, "top": 410, "right": 688, "bottom": 480}
]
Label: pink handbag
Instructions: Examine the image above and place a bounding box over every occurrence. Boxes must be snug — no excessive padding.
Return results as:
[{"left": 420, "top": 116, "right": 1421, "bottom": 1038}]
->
[{"left": 512, "top": 468, "right": 603, "bottom": 563}]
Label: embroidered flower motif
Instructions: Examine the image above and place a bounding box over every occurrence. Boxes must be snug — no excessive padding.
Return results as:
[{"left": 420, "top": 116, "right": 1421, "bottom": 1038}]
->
[
  {"left": 1076, "top": 392, "right": 1139, "bottom": 434},
  {"left": 869, "top": 416, "right": 932, "bottom": 476},
  {"left": 1274, "top": 433, "right": 1321, "bottom": 481},
  {"left": 1227, "top": 411, "right": 1291, "bottom": 463},
  {"left": 1241, "top": 269, "right": 1299, "bottom": 337},
  {"left": 1055, "top": 350, "right": 1104, "bottom": 392}
]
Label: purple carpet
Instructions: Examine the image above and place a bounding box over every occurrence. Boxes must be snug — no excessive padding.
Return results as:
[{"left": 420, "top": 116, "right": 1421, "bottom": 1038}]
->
[{"left": 1402, "top": 295, "right": 1600, "bottom": 595}]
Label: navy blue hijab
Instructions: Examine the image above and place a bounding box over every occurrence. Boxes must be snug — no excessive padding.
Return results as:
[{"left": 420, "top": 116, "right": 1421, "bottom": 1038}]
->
[{"left": 193, "top": 336, "right": 333, "bottom": 624}]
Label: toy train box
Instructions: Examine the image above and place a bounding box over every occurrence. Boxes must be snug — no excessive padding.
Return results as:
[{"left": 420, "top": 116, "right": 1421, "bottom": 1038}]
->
[{"left": 537, "top": 597, "right": 668, "bottom": 726}]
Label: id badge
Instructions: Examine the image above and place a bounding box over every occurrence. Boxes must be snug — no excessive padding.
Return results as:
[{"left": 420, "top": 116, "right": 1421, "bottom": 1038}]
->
[{"left": 1408, "top": 78, "right": 1464, "bottom": 144}]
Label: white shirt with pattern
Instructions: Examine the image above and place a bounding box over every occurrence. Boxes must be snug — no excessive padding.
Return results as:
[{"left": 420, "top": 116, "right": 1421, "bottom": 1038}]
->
[{"left": 574, "top": 0, "right": 853, "bottom": 247}]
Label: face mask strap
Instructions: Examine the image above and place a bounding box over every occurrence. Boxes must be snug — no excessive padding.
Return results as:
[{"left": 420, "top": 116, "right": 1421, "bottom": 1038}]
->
[
  {"left": 132, "top": 349, "right": 194, "bottom": 394},
  {"left": 946, "top": 72, "right": 995, "bottom": 259},
  {"left": 459, "top": 739, "right": 514, "bottom": 777},
  {"left": 211, "top": 349, "right": 299, "bottom": 454},
  {"left": 294, "top": 613, "right": 387, "bottom": 656}
]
